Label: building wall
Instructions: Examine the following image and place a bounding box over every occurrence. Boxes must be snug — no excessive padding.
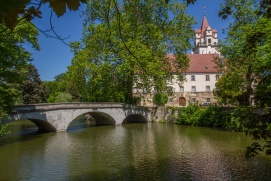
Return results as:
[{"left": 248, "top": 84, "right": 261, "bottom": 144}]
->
[{"left": 135, "top": 73, "right": 221, "bottom": 107}]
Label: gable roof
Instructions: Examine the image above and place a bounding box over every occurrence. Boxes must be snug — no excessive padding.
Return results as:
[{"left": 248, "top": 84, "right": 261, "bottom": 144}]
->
[
  {"left": 187, "top": 54, "right": 219, "bottom": 73},
  {"left": 166, "top": 54, "right": 219, "bottom": 73}
]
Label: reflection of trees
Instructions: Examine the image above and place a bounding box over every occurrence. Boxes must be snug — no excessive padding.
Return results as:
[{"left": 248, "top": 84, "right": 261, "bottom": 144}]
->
[{"left": 1, "top": 124, "right": 271, "bottom": 180}]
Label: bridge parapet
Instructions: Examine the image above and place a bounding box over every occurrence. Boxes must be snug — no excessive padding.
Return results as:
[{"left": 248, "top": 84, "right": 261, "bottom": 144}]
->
[{"left": 12, "top": 102, "right": 127, "bottom": 113}]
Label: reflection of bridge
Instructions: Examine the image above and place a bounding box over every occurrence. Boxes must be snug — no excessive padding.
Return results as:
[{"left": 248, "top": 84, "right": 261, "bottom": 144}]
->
[{"left": 3, "top": 103, "right": 151, "bottom": 131}]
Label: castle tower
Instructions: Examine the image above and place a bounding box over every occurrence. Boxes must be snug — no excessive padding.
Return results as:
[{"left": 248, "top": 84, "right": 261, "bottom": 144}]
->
[{"left": 192, "top": 16, "right": 218, "bottom": 54}]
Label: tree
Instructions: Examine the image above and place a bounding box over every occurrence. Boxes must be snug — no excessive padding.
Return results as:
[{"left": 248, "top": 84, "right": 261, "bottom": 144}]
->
[
  {"left": 65, "top": 0, "right": 195, "bottom": 104},
  {"left": 21, "top": 64, "right": 48, "bottom": 104},
  {"left": 45, "top": 73, "right": 76, "bottom": 103},
  {"left": 215, "top": 0, "right": 271, "bottom": 156},
  {"left": 0, "top": 19, "right": 39, "bottom": 138}
]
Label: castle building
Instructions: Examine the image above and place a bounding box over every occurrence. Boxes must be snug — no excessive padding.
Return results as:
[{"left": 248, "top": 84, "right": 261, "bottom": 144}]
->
[{"left": 135, "top": 16, "right": 221, "bottom": 107}]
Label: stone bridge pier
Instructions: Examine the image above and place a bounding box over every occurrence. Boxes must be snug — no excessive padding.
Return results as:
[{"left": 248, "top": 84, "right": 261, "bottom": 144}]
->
[{"left": 3, "top": 103, "right": 151, "bottom": 131}]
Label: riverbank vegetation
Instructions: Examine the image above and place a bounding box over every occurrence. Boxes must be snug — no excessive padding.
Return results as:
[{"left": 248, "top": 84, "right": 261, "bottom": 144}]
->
[
  {"left": 212, "top": 0, "right": 271, "bottom": 156},
  {"left": 165, "top": 105, "right": 271, "bottom": 157}
]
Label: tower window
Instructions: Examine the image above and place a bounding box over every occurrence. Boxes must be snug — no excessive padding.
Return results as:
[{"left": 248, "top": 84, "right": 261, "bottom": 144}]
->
[
  {"left": 206, "top": 86, "right": 210, "bottom": 92},
  {"left": 208, "top": 39, "right": 211, "bottom": 44}
]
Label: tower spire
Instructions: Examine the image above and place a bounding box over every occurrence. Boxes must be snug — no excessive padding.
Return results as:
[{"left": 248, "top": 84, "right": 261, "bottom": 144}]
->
[{"left": 204, "top": 5, "right": 206, "bottom": 16}]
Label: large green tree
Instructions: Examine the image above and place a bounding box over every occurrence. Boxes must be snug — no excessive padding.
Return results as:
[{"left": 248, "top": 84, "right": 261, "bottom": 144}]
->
[
  {"left": 65, "top": 0, "right": 195, "bottom": 104},
  {"left": 215, "top": 0, "right": 271, "bottom": 156},
  {"left": 0, "top": 19, "right": 39, "bottom": 138},
  {"left": 21, "top": 64, "right": 48, "bottom": 104}
]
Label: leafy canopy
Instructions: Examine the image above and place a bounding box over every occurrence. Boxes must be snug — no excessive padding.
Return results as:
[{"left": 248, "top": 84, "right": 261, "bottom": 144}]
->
[{"left": 63, "top": 0, "right": 195, "bottom": 104}]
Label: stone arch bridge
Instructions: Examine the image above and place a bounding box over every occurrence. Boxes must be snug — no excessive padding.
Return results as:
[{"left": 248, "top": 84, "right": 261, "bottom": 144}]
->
[{"left": 3, "top": 103, "right": 152, "bottom": 132}]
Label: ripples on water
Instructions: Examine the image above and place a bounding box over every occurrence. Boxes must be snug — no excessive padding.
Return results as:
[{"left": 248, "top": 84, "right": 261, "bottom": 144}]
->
[{"left": 0, "top": 120, "right": 271, "bottom": 180}]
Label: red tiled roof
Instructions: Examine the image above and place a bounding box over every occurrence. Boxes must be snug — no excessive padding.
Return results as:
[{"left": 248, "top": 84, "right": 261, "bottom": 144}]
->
[
  {"left": 166, "top": 54, "right": 219, "bottom": 73},
  {"left": 187, "top": 54, "right": 219, "bottom": 73}
]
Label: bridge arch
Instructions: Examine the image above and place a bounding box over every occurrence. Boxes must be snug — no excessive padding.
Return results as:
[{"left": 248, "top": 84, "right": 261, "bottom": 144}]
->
[
  {"left": 28, "top": 119, "right": 57, "bottom": 131},
  {"left": 123, "top": 114, "right": 148, "bottom": 124},
  {"left": 67, "top": 111, "right": 116, "bottom": 129},
  {"left": 6, "top": 118, "right": 57, "bottom": 132}
]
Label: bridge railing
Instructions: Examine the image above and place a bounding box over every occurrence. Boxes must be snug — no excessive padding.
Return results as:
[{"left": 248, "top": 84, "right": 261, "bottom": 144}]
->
[{"left": 11, "top": 102, "right": 151, "bottom": 113}]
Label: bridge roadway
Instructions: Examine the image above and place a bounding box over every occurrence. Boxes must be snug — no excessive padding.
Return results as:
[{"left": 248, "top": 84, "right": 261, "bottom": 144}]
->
[{"left": 3, "top": 103, "right": 151, "bottom": 131}]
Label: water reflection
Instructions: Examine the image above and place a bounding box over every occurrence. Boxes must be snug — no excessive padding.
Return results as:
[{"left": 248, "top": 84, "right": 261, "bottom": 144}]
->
[{"left": 0, "top": 122, "right": 271, "bottom": 180}]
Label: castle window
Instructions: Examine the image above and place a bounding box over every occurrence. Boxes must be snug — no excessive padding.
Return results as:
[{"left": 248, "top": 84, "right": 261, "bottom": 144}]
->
[
  {"left": 208, "top": 39, "right": 211, "bottom": 44},
  {"left": 191, "top": 75, "right": 195, "bottom": 81},
  {"left": 192, "top": 98, "right": 196, "bottom": 103},
  {"left": 207, "top": 98, "right": 210, "bottom": 102},
  {"left": 206, "top": 86, "right": 210, "bottom": 92},
  {"left": 192, "top": 86, "right": 196, "bottom": 92},
  {"left": 206, "top": 75, "right": 210, "bottom": 81},
  {"left": 180, "top": 86, "right": 184, "bottom": 92}
]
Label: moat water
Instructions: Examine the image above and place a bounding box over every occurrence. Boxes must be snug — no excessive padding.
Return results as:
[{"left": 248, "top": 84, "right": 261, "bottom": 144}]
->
[{"left": 0, "top": 120, "right": 271, "bottom": 180}]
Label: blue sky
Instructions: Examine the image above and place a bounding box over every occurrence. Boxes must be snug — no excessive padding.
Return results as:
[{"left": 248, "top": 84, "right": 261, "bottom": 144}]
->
[{"left": 26, "top": 0, "right": 231, "bottom": 81}]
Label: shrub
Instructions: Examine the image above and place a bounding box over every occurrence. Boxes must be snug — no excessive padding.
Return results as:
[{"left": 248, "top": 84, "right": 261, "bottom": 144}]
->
[
  {"left": 153, "top": 93, "right": 168, "bottom": 106},
  {"left": 176, "top": 105, "right": 232, "bottom": 128}
]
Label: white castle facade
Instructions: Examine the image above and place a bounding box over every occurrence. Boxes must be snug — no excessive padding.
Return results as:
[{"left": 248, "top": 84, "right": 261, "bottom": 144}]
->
[{"left": 134, "top": 16, "right": 221, "bottom": 107}]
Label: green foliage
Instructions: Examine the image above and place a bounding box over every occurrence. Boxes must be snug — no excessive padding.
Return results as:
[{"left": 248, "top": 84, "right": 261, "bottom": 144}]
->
[
  {"left": 175, "top": 105, "right": 232, "bottom": 128},
  {"left": 176, "top": 104, "right": 202, "bottom": 125},
  {"left": 153, "top": 93, "right": 168, "bottom": 106},
  {"left": 65, "top": 0, "right": 195, "bottom": 103},
  {"left": 216, "top": 0, "right": 271, "bottom": 107},
  {"left": 0, "top": 0, "right": 86, "bottom": 29},
  {"left": 0, "top": 107, "right": 10, "bottom": 138},
  {"left": 158, "top": 119, "right": 166, "bottom": 123},
  {"left": 0, "top": 19, "right": 39, "bottom": 138},
  {"left": 231, "top": 107, "right": 271, "bottom": 157},
  {"left": 54, "top": 92, "right": 73, "bottom": 103},
  {"left": 215, "top": 0, "right": 271, "bottom": 156},
  {"left": 45, "top": 73, "right": 74, "bottom": 103},
  {"left": 21, "top": 64, "right": 48, "bottom": 104},
  {"left": 0, "top": 121, "right": 9, "bottom": 138}
]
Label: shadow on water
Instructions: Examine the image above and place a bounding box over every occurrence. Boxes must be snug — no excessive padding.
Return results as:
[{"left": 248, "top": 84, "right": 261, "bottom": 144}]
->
[
  {"left": 0, "top": 129, "right": 54, "bottom": 148},
  {"left": 0, "top": 120, "right": 54, "bottom": 147}
]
